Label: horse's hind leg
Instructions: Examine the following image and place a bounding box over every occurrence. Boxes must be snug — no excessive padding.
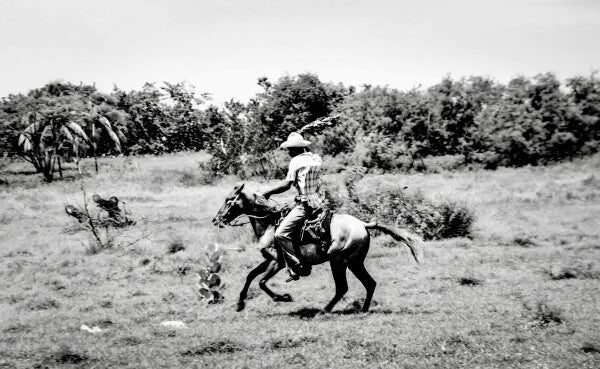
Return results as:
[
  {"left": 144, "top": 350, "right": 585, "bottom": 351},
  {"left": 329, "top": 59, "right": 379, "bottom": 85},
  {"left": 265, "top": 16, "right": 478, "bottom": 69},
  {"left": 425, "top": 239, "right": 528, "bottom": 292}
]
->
[
  {"left": 237, "top": 259, "right": 270, "bottom": 312},
  {"left": 259, "top": 260, "right": 292, "bottom": 302},
  {"left": 324, "top": 262, "right": 348, "bottom": 312},
  {"left": 349, "top": 262, "right": 377, "bottom": 312}
]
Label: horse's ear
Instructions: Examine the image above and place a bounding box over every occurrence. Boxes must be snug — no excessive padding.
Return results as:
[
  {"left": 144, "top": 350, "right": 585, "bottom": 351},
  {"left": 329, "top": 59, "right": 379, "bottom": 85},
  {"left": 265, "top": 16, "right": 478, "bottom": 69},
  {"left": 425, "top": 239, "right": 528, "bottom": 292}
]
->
[{"left": 234, "top": 183, "right": 245, "bottom": 194}]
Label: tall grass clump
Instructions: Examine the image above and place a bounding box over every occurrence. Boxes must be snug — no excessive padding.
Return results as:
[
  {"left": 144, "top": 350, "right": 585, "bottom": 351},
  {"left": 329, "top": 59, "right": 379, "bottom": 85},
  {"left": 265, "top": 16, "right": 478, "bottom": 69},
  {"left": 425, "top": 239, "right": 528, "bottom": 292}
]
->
[
  {"left": 340, "top": 170, "right": 475, "bottom": 240},
  {"left": 525, "top": 300, "right": 565, "bottom": 327}
]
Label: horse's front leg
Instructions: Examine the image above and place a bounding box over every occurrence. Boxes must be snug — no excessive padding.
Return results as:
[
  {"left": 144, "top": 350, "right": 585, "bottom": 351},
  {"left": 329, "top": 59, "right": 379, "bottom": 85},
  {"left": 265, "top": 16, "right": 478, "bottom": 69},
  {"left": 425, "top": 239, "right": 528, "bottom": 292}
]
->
[
  {"left": 259, "top": 260, "right": 292, "bottom": 303},
  {"left": 237, "top": 259, "right": 271, "bottom": 312}
]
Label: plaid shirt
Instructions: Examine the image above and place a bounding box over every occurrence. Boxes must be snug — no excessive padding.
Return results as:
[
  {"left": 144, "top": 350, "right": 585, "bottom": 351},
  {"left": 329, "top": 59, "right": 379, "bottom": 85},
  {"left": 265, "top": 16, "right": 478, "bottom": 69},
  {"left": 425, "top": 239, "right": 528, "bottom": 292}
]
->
[{"left": 285, "top": 152, "right": 326, "bottom": 208}]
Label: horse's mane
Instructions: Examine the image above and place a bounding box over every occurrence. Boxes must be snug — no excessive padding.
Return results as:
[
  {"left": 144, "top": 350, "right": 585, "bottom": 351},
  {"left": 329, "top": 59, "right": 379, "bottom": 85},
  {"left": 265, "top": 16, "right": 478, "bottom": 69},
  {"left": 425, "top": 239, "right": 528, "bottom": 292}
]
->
[{"left": 242, "top": 190, "right": 285, "bottom": 215}]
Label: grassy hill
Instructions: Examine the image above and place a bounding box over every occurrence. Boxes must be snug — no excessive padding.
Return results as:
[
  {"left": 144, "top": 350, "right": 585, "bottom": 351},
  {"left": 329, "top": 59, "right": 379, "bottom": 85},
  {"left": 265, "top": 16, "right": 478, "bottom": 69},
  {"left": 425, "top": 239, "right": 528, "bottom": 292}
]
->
[{"left": 1, "top": 153, "right": 599, "bottom": 368}]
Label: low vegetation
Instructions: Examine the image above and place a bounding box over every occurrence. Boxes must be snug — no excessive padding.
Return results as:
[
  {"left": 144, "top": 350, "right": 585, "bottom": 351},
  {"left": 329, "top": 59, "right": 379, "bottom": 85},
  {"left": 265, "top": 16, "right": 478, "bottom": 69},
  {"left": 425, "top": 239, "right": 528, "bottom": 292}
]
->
[
  {"left": 0, "top": 153, "right": 599, "bottom": 367},
  {"left": 330, "top": 168, "right": 475, "bottom": 240}
]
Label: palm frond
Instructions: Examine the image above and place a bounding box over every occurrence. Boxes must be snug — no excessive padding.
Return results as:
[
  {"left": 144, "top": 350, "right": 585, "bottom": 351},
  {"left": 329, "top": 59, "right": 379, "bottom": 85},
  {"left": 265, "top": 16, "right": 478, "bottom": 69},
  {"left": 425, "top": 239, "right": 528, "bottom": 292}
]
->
[
  {"left": 60, "top": 126, "right": 74, "bottom": 142},
  {"left": 66, "top": 122, "right": 90, "bottom": 143},
  {"left": 41, "top": 125, "right": 53, "bottom": 141},
  {"left": 298, "top": 114, "right": 340, "bottom": 135},
  {"left": 105, "top": 110, "right": 128, "bottom": 128},
  {"left": 19, "top": 134, "right": 32, "bottom": 152},
  {"left": 114, "top": 127, "right": 127, "bottom": 144},
  {"left": 23, "top": 120, "right": 41, "bottom": 134},
  {"left": 23, "top": 139, "right": 32, "bottom": 152},
  {"left": 98, "top": 116, "right": 122, "bottom": 152}
]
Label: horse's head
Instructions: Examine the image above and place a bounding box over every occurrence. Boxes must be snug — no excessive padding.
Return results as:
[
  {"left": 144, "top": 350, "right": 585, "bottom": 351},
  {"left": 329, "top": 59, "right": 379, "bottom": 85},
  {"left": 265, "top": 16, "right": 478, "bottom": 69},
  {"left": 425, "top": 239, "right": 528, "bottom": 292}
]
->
[{"left": 212, "top": 183, "right": 248, "bottom": 228}]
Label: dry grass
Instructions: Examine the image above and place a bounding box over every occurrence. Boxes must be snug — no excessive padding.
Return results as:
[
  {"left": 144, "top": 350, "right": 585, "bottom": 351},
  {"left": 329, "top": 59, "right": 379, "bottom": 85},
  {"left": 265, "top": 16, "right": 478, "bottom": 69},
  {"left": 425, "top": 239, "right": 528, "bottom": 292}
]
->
[{"left": 1, "top": 153, "right": 600, "bottom": 368}]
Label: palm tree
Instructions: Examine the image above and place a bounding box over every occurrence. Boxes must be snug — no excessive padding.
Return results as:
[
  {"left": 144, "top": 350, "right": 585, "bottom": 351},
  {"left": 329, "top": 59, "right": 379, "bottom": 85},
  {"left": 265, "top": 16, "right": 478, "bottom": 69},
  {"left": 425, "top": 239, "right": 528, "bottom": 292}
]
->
[
  {"left": 18, "top": 108, "right": 90, "bottom": 182},
  {"left": 83, "top": 99, "right": 128, "bottom": 172}
]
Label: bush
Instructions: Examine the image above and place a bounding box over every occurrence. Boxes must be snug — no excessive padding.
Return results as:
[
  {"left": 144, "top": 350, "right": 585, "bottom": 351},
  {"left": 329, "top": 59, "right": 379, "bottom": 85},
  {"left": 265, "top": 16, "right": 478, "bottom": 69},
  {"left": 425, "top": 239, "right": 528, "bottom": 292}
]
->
[
  {"left": 526, "top": 300, "right": 564, "bottom": 327},
  {"left": 422, "top": 155, "right": 466, "bottom": 173},
  {"left": 436, "top": 200, "right": 475, "bottom": 239},
  {"left": 545, "top": 264, "right": 600, "bottom": 280},
  {"left": 341, "top": 170, "right": 475, "bottom": 240},
  {"left": 167, "top": 238, "right": 185, "bottom": 254}
]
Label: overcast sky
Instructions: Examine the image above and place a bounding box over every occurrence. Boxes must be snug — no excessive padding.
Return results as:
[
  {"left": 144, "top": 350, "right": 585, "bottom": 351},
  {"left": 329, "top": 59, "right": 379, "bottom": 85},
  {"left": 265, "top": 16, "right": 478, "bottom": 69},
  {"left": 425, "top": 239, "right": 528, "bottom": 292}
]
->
[{"left": 1, "top": 0, "right": 599, "bottom": 104}]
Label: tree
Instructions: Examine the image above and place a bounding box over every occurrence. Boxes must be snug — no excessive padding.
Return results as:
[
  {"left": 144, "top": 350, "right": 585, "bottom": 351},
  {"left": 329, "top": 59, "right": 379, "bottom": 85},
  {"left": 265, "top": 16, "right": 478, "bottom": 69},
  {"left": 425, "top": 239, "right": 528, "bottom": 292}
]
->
[
  {"left": 160, "top": 82, "right": 210, "bottom": 152},
  {"left": 566, "top": 73, "right": 600, "bottom": 155},
  {"left": 112, "top": 83, "right": 169, "bottom": 155},
  {"left": 0, "top": 93, "right": 34, "bottom": 157},
  {"left": 18, "top": 107, "right": 90, "bottom": 181},
  {"left": 247, "top": 73, "right": 347, "bottom": 152},
  {"left": 83, "top": 94, "right": 128, "bottom": 172}
]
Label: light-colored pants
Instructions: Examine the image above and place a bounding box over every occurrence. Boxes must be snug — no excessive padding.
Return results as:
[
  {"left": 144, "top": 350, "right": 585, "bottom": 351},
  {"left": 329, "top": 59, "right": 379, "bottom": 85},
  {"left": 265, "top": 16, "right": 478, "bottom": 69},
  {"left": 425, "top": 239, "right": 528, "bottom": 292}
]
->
[{"left": 274, "top": 204, "right": 309, "bottom": 264}]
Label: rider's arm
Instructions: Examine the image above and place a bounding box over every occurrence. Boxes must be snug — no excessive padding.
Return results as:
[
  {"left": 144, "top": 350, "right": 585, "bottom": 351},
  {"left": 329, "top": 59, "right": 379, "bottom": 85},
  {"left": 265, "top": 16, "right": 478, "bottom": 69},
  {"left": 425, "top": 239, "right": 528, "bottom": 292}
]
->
[{"left": 262, "top": 180, "right": 293, "bottom": 199}]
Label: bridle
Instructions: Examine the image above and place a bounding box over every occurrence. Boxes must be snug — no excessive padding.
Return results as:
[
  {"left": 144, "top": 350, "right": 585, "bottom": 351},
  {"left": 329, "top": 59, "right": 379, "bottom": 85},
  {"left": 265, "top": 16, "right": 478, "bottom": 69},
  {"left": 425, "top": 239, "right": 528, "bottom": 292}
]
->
[
  {"left": 214, "top": 191, "right": 280, "bottom": 227},
  {"left": 228, "top": 213, "right": 273, "bottom": 227},
  {"left": 213, "top": 192, "right": 242, "bottom": 226}
]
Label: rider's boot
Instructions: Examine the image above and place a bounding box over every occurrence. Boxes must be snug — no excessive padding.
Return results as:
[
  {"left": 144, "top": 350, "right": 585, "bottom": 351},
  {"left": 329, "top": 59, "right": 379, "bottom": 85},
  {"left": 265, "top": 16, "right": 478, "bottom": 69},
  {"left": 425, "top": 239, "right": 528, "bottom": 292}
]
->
[
  {"left": 278, "top": 238, "right": 310, "bottom": 280},
  {"left": 259, "top": 246, "right": 277, "bottom": 260}
]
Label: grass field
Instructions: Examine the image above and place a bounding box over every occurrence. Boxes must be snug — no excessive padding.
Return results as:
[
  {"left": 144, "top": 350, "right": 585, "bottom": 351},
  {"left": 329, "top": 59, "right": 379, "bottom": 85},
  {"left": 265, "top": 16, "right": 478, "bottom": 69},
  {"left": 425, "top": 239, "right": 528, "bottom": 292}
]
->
[{"left": 1, "top": 153, "right": 599, "bottom": 368}]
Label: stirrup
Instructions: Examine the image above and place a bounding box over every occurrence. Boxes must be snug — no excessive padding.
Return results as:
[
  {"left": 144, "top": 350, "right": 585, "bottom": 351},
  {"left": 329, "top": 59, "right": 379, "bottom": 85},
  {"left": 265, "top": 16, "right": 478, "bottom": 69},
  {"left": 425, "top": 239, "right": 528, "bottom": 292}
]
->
[{"left": 286, "top": 268, "right": 300, "bottom": 282}]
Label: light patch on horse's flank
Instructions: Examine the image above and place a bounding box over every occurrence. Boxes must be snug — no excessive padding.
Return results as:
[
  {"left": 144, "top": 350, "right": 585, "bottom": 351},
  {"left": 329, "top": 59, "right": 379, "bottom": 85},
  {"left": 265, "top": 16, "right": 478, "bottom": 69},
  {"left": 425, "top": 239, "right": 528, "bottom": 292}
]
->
[{"left": 327, "top": 240, "right": 344, "bottom": 254}]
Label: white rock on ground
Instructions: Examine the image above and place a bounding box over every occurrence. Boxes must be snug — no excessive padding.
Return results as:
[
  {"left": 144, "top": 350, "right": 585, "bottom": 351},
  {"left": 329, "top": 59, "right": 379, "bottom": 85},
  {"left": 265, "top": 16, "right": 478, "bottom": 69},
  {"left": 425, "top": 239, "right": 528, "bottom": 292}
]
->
[
  {"left": 159, "top": 321, "right": 186, "bottom": 328},
  {"left": 80, "top": 324, "right": 103, "bottom": 333}
]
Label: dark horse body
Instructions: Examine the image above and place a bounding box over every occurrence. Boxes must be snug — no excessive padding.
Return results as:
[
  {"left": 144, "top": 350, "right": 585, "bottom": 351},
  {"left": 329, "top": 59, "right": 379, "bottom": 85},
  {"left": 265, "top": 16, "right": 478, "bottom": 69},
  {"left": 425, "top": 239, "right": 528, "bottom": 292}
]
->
[{"left": 213, "top": 184, "right": 423, "bottom": 313}]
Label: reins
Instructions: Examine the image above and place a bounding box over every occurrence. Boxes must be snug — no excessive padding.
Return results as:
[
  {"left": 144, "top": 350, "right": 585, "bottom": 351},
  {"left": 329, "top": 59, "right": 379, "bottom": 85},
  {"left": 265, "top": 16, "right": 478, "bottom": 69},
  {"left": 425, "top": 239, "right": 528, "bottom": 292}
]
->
[
  {"left": 216, "top": 191, "right": 285, "bottom": 228},
  {"left": 228, "top": 213, "right": 273, "bottom": 227}
]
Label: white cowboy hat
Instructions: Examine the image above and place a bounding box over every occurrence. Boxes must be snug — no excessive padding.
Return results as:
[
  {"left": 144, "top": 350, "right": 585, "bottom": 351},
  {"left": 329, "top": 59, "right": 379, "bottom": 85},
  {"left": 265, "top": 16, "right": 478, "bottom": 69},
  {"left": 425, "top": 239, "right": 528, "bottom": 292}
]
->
[{"left": 279, "top": 132, "right": 311, "bottom": 148}]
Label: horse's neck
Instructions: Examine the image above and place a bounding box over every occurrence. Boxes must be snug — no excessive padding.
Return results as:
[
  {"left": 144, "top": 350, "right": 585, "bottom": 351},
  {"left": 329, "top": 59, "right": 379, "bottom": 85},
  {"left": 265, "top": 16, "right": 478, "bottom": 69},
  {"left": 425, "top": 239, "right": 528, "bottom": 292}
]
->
[
  {"left": 244, "top": 192, "right": 281, "bottom": 238},
  {"left": 249, "top": 217, "right": 273, "bottom": 238}
]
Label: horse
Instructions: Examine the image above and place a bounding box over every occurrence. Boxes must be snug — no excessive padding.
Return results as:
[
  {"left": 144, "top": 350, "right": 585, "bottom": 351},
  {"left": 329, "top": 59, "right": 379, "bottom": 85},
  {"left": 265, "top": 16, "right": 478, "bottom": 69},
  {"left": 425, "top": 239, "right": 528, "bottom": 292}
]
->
[{"left": 212, "top": 183, "right": 424, "bottom": 313}]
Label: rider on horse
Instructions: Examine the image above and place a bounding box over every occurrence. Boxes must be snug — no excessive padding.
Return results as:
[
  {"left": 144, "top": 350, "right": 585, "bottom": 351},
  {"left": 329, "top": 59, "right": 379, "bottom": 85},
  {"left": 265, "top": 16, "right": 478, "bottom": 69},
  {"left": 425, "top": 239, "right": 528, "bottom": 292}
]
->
[{"left": 262, "top": 132, "right": 327, "bottom": 281}]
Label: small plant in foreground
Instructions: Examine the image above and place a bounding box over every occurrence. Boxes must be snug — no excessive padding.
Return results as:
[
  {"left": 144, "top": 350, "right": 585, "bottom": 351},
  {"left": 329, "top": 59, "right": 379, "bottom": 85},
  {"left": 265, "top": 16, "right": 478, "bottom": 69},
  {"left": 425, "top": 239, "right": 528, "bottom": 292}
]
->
[
  {"left": 167, "top": 238, "right": 185, "bottom": 254},
  {"left": 65, "top": 179, "right": 141, "bottom": 253},
  {"left": 513, "top": 235, "right": 537, "bottom": 247},
  {"left": 42, "top": 346, "right": 89, "bottom": 366},
  {"left": 181, "top": 340, "right": 242, "bottom": 356},
  {"left": 581, "top": 342, "right": 600, "bottom": 354},
  {"left": 545, "top": 264, "right": 600, "bottom": 280},
  {"left": 526, "top": 300, "right": 564, "bottom": 327},
  {"left": 194, "top": 243, "right": 224, "bottom": 304},
  {"left": 458, "top": 277, "right": 482, "bottom": 286}
]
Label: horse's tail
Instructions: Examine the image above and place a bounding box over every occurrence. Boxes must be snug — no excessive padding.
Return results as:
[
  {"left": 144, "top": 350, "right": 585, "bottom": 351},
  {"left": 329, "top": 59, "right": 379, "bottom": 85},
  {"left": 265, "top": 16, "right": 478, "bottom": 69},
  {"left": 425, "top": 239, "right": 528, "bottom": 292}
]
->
[{"left": 364, "top": 222, "right": 425, "bottom": 263}]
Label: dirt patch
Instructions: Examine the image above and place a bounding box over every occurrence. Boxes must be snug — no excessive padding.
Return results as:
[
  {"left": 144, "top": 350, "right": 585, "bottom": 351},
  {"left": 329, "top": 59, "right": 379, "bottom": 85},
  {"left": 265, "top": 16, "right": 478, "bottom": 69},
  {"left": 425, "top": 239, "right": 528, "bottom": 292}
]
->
[
  {"left": 181, "top": 340, "right": 243, "bottom": 356},
  {"left": 24, "top": 297, "right": 60, "bottom": 310},
  {"left": 458, "top": 277, "right": 483, "bottom": 286},
  {"left": 36, "top": 347, "right": 89, "bottom": 368},
  {"left": 265, "top": 336, "right": 319, "bottom": 350}
]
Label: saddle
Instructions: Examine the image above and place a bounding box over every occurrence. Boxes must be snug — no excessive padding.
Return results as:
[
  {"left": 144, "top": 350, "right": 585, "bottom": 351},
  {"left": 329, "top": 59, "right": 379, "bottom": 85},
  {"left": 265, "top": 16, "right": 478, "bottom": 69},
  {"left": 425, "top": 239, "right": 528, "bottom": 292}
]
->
[
  {"left": 276, "top": 205, "right": 333, "bottom": 254},
  {"left": 301, "top": 207, "right": 333, "bottom": 248}
]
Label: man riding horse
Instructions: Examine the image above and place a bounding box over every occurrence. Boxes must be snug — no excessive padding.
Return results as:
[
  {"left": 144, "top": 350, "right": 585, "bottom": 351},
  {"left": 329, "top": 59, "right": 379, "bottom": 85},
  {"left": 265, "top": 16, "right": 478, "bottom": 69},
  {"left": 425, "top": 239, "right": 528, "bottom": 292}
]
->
[
  {"left": 212, "top": 126, "right": 424, "bottom": 313},
  {"left": 262, "top": 132, "right": 326, "bottom": 281}
]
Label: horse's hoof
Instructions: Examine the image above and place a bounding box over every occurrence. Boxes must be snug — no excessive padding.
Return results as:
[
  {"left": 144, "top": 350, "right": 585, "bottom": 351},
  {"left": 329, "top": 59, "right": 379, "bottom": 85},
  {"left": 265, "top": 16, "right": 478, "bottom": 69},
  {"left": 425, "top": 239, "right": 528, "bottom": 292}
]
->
[
  {"left": 317, "top": 310, "right": 332, "bottom": 317},
  {"left": 274, "top": 294, "right": 292, "bottom": 302},
  {"left": 236, "top": 301, "right": 245, "bottom": 312}
]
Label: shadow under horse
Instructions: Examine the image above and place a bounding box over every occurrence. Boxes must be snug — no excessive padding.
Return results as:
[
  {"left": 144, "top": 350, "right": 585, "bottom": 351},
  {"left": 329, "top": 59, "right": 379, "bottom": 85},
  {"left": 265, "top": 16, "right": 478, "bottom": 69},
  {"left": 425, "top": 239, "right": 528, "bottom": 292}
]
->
[{"left": 212, "top": 184, "right": 424, "bottom": 313}]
